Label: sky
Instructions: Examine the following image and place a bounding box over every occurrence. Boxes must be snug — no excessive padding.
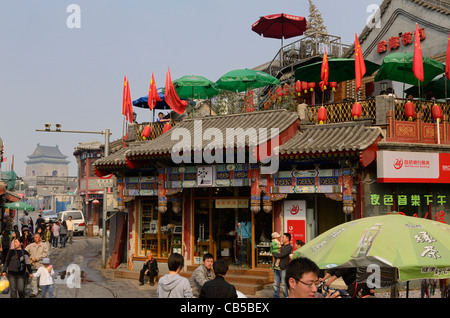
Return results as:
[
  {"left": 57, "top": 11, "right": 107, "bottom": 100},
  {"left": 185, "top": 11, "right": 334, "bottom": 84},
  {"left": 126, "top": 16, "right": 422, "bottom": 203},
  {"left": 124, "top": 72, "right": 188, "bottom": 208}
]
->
[{"left": 0, "top": 0, "right": 382, "bottom": 177}]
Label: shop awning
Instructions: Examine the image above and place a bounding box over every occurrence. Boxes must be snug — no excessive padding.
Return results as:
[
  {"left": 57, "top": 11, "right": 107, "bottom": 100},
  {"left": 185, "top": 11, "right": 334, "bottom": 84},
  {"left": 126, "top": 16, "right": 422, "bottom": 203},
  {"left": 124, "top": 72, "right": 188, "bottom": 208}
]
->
[{"left": 279, "top": 121, "right": 383, "bottom": 166}]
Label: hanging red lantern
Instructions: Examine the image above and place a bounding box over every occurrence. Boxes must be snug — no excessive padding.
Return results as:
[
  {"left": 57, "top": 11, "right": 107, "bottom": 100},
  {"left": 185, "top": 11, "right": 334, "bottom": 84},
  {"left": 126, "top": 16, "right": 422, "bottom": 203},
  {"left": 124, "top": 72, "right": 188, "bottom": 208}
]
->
[
  {"left": 92, "top": 199, "right": 100, "bottom": 205},
  {"left": 142, "top": 125, "right": 151, "bottom": 140},
  {"left": 404, "top": 101, "right": 416, "bottom": 121},
  {"left": 432, "top": 104, "right": 443, "bottom": 123},
  {"left": 308, "top": 82, "right": 316, "bottom": 92},
  {"left": 162, "top": 122, "right": 172, "bottom": 134},
  {"left": 317, "top": 106, "right": 327, "bottom": 124},
  {"left": 302, "top": 81, "right": 308, "bottom": 93},
  {"left": 352, "top": 102, "right": 362, "bottom": 119},
  {"left": 329, "top": 82, "right": 337, "bottom": 91},
  {"left": 295, "top": 80, "right": 302, "bottom": 96}
]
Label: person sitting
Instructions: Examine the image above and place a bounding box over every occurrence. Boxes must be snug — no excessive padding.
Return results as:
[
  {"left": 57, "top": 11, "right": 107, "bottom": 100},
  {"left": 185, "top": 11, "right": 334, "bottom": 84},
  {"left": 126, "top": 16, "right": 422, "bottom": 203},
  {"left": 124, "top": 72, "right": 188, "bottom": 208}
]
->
[
  {"left": 199, "top": 258, "right": 237, "bottom": 298},
  {"left": 139, "top": 252, "right": 159, "bottom": 286}
]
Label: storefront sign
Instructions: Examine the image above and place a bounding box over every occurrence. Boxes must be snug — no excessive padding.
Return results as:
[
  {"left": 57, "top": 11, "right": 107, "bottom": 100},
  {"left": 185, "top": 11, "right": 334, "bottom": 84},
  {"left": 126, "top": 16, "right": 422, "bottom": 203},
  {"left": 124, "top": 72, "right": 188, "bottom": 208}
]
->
[
  {"left": 377, "top": 151, "right": 450, "bottom": 183},
  {"left": 377, "top": 28, "right": 425, "bottom": 53},
  {"left": 196, "top": 166, "right": 214, "bottom": 187},
  {"left": 215, "top": 199, "right": 248, "bottom": 209},
  {"left": 284, "top": 200, "right": 306, "bottom": 248}
]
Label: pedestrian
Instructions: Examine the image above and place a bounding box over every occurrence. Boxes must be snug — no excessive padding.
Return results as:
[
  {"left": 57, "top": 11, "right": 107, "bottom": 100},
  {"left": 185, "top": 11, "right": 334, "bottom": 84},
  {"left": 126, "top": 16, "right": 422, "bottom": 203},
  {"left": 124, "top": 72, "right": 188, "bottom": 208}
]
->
[
  {"left": 19, "top": 212, "right": 30, "bottom": 233},
  {"left": 285, "top": 257, "right": 340, "bottom": 298},
  {"left": 66, "top": 216, "right": 74, "bottom": 244},
  {"left": 59, "top": 220, "right": 68, "bottom": 248},
  {"left": 2, "top": 238, "right": 33, "bottom": 298},
  {"left": 25, "top": 233, "right": 49, "bottom": 297},
  {"left": 270, "top": 232, "right": 282, "bottom": 270},
  {"left": 157, "top": 253, "right": 193, "bottom": 298},
  {"left": 272, "top": 232, "right": 293, "bottom": 298},
  {"left": 0, "top": 229, "right": 11, "bottom": 265},
  {"left": 52, "top": 220, "right": 60, "bottom": 248},
  {"left": 35, "top": 214, "right": 45, "bottom": 233},
  {"left": 189, "top": 253, "right": 213, "bottom": 297},
  {"left": 43, "top": 224, "right": 53, "bottom": 249},
  {"left": 20, "top": 228, "right": 33, "bottom": 249},
  {"left": 291, "top": 239, "right": 305, "bottom": 260},
  {"left": 199, "top": 258, "right": 237, "bottom": 298},
  {"left": 139, "top": 252, "right": 159, "bottom": 286},
  {"left": 33, "top": 257, "right": 55, "bottom": 298}
]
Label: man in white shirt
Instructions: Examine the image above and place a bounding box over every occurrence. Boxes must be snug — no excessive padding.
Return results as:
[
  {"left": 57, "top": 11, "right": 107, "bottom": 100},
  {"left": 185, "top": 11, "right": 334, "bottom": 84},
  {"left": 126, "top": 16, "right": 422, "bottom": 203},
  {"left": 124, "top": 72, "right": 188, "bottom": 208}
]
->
[{"left": 66, "top": 216, "right": 74, "bottom": 244}]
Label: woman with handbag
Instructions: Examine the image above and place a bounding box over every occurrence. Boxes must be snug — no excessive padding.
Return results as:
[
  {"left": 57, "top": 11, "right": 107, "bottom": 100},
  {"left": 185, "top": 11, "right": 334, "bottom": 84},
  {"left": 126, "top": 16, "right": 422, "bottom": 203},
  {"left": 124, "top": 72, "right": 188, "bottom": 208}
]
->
[{"left": 2, "top": 238, "right": 33, "bottom": 298}]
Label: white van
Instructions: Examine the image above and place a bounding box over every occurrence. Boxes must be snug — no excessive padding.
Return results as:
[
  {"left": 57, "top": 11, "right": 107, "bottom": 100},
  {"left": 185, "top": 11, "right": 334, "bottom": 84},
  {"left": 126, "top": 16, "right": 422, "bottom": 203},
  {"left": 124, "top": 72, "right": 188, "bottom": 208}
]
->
[{"left": 58, "top": 210, "right": 86, "bottom": 236}]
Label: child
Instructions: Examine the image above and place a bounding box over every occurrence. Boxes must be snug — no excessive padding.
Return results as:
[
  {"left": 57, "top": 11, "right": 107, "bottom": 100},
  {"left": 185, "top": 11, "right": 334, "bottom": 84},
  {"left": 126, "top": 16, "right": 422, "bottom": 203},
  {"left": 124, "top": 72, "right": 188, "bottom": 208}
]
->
[
  {"left": 270, "top": 232, "right": 282, "bottom": 270},
  {"left": 33, "top": 257, "right": 55, "bottom": 298}
]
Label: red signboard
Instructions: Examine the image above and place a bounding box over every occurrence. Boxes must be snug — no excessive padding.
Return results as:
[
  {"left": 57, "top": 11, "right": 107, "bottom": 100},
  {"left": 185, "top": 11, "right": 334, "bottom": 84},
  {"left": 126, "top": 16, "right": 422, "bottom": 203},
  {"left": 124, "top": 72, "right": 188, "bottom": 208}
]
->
[{"left": 287, "top": 219, "right": 306, "bottom": 251}]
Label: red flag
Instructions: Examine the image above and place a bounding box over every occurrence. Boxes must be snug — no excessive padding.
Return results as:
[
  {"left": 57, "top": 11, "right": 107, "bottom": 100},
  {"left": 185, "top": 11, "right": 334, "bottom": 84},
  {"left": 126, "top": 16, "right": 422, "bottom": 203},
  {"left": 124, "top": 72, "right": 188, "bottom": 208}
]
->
[
  {"left": 319, "top": 48, "right": 328, "bottom": 91},
  {"left": 148, "top": 72, "right": 161, "bottom": 110},
  {"left": 164, "top": 68, "right": 187, "bottom": 114},
  {"left": 413, "top": 24, "right": 424, "bottom": 82},
  {"left": 445, "top": 31, "right": 450, "bottom": 80},
  {"left": 122, "top": 76, "right": 133, "bottom": 123},
  {"left": 354, "top": 33, "right": 366, "bottom": 93}
]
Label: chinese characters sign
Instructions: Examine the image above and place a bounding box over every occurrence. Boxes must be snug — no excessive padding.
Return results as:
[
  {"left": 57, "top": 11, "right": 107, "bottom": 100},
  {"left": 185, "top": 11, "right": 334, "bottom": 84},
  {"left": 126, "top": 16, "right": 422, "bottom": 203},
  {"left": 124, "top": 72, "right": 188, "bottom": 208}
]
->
[{"left": 377, "top": 28, "right": 426, "bottom": 53}]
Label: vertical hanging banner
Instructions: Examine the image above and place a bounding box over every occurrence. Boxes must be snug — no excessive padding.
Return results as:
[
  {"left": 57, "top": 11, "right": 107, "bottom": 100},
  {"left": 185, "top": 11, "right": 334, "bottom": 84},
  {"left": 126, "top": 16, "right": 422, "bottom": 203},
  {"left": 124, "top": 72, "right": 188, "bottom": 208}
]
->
[{"left": 283, "top": 200, "right": 306, "bottom": 249}]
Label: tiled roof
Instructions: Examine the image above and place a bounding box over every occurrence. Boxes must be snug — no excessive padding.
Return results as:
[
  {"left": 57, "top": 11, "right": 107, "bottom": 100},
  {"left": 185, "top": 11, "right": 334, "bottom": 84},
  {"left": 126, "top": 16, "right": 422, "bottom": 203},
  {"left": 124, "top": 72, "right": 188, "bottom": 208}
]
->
[
  {"left": 126, "top": 110, "right": 299, "bottom": 157},
  {"left": 279, "top": 121, "right": 383, "bottom": 156},
  {"left": 94, "top": 141, "right": 146, "bottom": 167}
]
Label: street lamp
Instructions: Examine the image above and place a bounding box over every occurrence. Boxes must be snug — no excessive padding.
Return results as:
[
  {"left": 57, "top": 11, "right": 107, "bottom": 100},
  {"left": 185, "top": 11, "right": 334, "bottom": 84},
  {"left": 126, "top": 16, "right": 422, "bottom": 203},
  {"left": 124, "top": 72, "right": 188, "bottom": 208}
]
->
[{"left": 36, "top": 123, "right": 111, "bottom": 269}]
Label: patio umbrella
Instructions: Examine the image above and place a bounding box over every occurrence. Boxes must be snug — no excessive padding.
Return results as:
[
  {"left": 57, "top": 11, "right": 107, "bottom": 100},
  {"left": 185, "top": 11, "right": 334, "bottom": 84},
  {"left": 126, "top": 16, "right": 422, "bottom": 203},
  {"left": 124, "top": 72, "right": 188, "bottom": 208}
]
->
[
  {"left": 404, "top": 75, "right": 450, "bottom": 100},
  {"left": 293, "top": 214, "right": 450, "bottom": 282},
  {"left": 4, "top": 202, "right": 35, "bottom": 211},
  {"left": 294, "top": 58, "right": 380, "bottom": 83},
  {"left": 251, "top": 13, "right": 307, "bottom": 49},
  {"left": 173, "top": 75, "right": 219, "bottom": 100},
  {"left": 132, "top": 92, "right": 171, "bottom": 110},
  {"left": 214, "top": 68, "right": 280, "bottom": 92},
  {"left": 374, "top": 52, "right": 445, "bottom": 86}
]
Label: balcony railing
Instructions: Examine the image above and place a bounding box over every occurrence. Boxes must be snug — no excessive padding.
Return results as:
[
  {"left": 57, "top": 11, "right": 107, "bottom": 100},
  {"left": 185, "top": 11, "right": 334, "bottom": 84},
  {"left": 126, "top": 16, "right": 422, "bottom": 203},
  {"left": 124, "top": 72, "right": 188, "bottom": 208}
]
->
[
  {"left": 305, "top": 98, "right": 376, "bottom": 124},
  {"left": 134, "top": 121, "right": 182, "bottom": 142}
]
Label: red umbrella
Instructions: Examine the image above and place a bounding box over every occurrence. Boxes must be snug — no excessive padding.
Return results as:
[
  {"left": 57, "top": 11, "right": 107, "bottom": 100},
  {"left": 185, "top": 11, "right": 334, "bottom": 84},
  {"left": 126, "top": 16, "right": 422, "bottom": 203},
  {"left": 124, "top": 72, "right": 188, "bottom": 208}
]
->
[{"left": 251, "top": 13, "right": 307, "bottom": 48}]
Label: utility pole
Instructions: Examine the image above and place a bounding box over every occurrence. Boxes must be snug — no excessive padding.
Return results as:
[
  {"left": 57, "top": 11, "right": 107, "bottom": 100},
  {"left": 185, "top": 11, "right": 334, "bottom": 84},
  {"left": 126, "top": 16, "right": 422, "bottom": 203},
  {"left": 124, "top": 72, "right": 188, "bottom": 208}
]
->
[{"left": 36, "top": 124, "right": 111, "bottom": 268}]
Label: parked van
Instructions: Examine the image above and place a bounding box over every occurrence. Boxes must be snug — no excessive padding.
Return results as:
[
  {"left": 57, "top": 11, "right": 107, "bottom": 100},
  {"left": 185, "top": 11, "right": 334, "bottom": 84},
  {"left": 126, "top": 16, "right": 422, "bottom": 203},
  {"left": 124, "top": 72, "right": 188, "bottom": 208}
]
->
[{"left": 58, "top": 210, "right": 86, "bottom": 236}]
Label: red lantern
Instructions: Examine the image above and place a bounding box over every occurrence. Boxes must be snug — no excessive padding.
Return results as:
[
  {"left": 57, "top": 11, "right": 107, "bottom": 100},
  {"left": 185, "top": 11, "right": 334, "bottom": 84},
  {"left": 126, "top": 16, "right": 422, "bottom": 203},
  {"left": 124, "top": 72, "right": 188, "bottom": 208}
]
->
[
  {"left": 432, "top": 104, "right": 443, "bottom": 123},
  {"left": 302, "top": 81, "right": 308, "bottom": 93},
  {"left": 404, "top": 101, "right": 415, "bottom": 121},
  {"left": 329, "top": 82, "right": 337, "bottom": 91},
  {"left": 92, "top": 199, "right": 100, "bottom": 205},
  {"left": 317, "top": 107, "right": 327, "bottom": 124},
  {"left": 142, "top": 125, "right": 151, "bottom": 140},
  {"left": 308, "top": 82, "right": 316, "bottom": 92},
  {"left": 352, "top": 102, "right": 362, "bottom": 119},
  {"left": 162, "top": 123, "right": 172, "bottom": 133},
  {"left": 295, "top": 80, "right": 302, "bottom": 96}
]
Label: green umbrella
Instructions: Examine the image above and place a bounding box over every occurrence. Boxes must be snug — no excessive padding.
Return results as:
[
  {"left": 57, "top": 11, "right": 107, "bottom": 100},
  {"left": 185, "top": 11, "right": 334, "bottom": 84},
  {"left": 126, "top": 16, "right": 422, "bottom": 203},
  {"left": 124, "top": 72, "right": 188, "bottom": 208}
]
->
[
  {"left": 173, "top": 75, "right": 219, "bottom": 100},
  {"left": 404, "top": 75, "right": 450, "bottom": 100},
  {"left": 374, "top": 52, "right": 445, "bottom": 86},
  {"left": 294, "top": 58, "right": 380, "bottom": 83},
  {"left": 293, "top": 214, "right": 450, "bottom": 282},
  {"left": 214, "top": 68, "right": 280, "bottom": 92},
  {"left": 4, "top": 201, "right": 35, "bottom": 211}
]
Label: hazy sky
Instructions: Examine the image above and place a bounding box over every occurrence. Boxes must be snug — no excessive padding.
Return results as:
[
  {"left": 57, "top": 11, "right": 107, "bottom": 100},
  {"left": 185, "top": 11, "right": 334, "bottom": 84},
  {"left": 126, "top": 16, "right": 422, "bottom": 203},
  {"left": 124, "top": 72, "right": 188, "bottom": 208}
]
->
[{"left": 0, "top": 0, "right": 382, "bottom": 176}]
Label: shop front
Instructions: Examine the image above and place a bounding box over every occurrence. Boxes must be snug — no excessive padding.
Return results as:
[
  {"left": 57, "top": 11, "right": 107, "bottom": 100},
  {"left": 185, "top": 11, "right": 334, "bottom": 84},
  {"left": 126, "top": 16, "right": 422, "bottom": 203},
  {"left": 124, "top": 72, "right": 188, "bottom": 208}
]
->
[{"left": 366, "top": 149, "right": 450, "bottom": 224}]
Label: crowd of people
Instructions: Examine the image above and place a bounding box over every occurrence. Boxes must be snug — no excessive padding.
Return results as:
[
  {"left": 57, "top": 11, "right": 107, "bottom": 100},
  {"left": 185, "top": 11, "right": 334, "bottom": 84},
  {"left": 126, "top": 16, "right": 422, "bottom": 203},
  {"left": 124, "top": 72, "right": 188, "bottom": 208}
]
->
[{"left": 0, "top": 212, "right": 75, "bottom": 298}]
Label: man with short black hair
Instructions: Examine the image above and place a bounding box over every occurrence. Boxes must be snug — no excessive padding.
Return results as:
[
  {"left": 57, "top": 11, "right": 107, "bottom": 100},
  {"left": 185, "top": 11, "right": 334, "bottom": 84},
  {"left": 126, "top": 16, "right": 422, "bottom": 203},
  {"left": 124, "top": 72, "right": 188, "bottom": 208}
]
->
[
  {"left": 189, "top": 253, "right": 214, "bottom": 297},
  {"left": 272, "top": 233, "right": 293, "bottom": 298},
  {"left": 199, "top": 258, "right": 237, "bottom": 298}
]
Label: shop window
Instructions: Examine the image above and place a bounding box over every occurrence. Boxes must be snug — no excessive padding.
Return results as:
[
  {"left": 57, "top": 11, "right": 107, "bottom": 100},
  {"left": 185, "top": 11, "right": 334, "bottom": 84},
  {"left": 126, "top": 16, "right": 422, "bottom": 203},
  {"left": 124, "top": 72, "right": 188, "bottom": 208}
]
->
[
  {"left": 194, "top": 199, "right": 211, "bottom": 262},
  {"left": 140, "top": 199, "right": 182, "bottom": 258}
]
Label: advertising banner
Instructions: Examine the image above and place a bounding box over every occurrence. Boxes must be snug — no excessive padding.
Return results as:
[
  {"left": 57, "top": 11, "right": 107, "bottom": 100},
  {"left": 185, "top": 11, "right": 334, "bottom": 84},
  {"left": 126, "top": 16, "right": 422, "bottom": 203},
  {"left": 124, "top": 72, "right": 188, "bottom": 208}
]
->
[
  {"left": 377, "top": 151, "right": 450, "bottom": 183},
  {"left": 283, "top": 200, "right": 306, "bottom": 249}
]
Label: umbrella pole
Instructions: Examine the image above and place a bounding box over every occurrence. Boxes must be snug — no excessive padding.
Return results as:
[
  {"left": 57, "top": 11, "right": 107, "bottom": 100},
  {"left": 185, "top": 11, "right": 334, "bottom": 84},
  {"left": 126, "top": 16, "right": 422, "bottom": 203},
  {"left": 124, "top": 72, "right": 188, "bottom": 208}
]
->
[{"left": 406, "top": 281, "right": 410, "bottom": 298}]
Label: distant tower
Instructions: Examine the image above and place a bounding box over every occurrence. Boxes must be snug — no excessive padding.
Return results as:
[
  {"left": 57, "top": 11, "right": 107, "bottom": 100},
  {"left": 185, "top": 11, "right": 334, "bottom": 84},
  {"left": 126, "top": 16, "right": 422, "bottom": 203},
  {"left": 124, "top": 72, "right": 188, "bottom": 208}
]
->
[{"left": 25, "top": 144, "right": 70, "bottom": 178}]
